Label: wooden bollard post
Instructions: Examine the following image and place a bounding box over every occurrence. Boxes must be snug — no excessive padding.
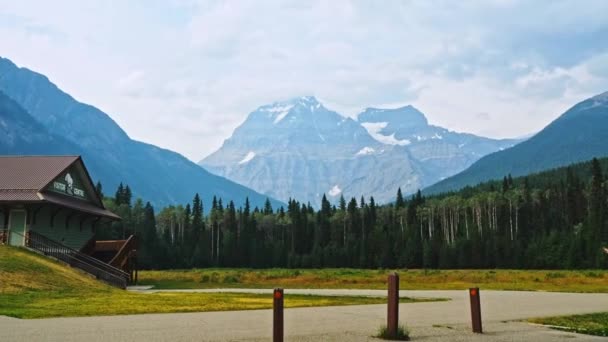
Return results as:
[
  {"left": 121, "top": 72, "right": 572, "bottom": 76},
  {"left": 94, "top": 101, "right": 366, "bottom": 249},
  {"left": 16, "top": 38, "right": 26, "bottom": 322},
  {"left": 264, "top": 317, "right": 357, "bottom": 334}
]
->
[
  {"left": 469, "top": 287, "right": 482, "bottom": 333},
  {"left": 273, "top": 288, "right": 284, "bottom": 342},
  {"left": 387, "top": 273, "right": 399, "bottom": 338}
]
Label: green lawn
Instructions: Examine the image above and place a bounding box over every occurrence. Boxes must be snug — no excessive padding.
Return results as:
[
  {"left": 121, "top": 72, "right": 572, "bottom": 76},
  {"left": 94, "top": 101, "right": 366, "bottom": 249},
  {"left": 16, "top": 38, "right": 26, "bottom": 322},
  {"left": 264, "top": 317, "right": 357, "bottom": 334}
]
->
[
  {"left": 139, "top": 268, "right": 608, "bottom": 293},
  {"left": 0, "top": 246, "right": 426, "bottom": 319},
  {"left": 530, "top": 312, "right": 608, "bottom": 337}
]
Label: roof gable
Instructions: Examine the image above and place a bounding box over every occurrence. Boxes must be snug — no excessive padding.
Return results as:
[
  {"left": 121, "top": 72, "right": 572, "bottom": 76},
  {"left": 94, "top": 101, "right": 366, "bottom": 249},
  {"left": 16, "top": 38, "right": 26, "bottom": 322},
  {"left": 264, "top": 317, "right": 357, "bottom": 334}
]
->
[{"left": 43, "top": 160, "right": 98, "bottom": 205}]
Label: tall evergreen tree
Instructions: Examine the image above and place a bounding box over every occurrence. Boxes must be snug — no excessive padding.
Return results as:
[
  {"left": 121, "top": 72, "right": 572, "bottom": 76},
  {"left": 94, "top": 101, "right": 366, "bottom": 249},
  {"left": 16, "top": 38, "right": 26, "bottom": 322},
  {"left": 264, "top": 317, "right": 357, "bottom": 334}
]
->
[
  {"left": 95, "top": 181, "right": 104, "bottom": 199},
  {"left": 396, "top": 188, "right": 405, "bottom": 208},
  {"left": 124, "top": 185, "right": 132, "bottom": 207},
  {"left": 115, "top": 183, "right": 124, "bottom": 205}
]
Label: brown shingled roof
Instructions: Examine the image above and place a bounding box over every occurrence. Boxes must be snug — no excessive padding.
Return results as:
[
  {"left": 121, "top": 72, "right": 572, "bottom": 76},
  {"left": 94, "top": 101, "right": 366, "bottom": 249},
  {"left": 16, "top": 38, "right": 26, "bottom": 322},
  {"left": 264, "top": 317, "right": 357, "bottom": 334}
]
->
[
  {"left": 0, "top": 156, "right": 79, "bottom": 190},
  {"left": 0, "top": 189, "right": 41, "bottom": 201},
  {"left": 0, "top": 156, "right": 120, "bottom": 220}
]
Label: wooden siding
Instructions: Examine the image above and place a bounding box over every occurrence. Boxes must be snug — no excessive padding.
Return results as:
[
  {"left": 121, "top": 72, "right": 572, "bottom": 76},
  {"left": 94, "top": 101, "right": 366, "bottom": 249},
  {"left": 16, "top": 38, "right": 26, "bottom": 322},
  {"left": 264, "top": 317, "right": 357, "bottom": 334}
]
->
[{"left": 29, "top": 206, "right": 94, "bottom": 251}]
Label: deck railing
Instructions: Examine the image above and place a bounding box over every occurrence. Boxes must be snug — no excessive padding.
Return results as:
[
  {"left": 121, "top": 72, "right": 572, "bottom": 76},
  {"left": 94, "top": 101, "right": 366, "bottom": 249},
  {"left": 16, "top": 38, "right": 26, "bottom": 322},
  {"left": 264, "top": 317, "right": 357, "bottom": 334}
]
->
[
  {"left": 23, "top": 231, "right": 129, "bottom": 289},
  {"left": 110, "top": 235, "right": 136, "bottom": 268}
]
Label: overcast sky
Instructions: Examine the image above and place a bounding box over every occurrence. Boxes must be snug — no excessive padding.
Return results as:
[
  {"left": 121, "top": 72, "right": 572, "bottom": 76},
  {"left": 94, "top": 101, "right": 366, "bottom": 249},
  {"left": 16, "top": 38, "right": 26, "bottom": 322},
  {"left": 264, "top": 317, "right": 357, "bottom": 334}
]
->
[{"left": 1, "top": 0, "right": 608, "bottom": 161}]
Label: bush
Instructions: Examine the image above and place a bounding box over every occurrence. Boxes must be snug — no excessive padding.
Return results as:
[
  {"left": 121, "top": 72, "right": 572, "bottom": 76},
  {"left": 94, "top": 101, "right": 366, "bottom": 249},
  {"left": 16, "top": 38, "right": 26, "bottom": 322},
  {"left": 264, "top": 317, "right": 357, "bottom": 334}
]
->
[
  {"left": 583, "top": 271, "right": 602, "bottom": 278},
  {"left": 222, "top": 275, "right": 240, "bottom": 284},
  {"left": 546, "top": 272, "right": 566, "bottom": 279},
  {"left": 375, "top": 324, "right": 410, "bottom": 341}
]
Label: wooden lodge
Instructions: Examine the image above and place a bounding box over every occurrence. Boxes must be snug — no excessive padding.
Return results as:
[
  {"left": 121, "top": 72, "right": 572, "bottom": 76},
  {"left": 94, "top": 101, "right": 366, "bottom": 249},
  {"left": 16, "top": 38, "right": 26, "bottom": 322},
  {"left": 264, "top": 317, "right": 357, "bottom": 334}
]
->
[{"left": 0, "top": 156, "right": 136, "bottom": 288}]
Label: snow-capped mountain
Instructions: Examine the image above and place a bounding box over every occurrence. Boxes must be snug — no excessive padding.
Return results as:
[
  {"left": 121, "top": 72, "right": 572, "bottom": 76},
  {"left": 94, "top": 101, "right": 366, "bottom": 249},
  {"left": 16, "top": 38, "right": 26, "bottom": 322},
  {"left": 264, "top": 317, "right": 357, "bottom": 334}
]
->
[
  {"left": 200, "top": 96, "right": 518, "bottom": 207},
  {"left": 358, "top": 105, "right": 518, "bottom": 184}
]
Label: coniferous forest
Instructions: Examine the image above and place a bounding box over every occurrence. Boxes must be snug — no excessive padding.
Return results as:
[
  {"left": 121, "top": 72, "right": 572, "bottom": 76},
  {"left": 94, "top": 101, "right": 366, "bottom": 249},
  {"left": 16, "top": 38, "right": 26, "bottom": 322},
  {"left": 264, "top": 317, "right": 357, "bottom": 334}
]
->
[{"left": 97, "top": 157, "right": 608, "bottom": 270}]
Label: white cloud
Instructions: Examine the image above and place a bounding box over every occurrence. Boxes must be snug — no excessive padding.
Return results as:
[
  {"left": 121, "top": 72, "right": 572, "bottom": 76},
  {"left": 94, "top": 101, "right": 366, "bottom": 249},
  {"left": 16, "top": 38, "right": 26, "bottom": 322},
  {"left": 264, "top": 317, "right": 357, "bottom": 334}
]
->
[{"left": 0, "top": 0, "right": 607, "bottom": 160}]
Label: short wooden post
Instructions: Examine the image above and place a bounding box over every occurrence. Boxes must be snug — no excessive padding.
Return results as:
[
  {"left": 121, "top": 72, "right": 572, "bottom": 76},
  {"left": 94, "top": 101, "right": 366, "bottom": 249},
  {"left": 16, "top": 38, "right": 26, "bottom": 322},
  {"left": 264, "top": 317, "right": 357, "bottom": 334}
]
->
[
  {"left": 387, "top": 273, "right": 399, "bottom": 338},
  {"left": 469, "top": 287, "right": 482, "bottom": 333},
  {"left": 273, "top": 288, "right": 284, "bottom": 342}
]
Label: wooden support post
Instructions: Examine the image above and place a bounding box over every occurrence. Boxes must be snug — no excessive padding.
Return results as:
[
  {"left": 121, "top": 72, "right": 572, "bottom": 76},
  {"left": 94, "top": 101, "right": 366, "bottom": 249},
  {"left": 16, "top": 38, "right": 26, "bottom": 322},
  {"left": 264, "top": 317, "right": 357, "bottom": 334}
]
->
[
  {"left": 273, "top": 288, "right": 284, "bottom": 342},
  {"left": 469, "top": 287, "right": 482, "bottom": 333},
  {"left": 387, "top": 272, "right": 399, "bottom": 338}
]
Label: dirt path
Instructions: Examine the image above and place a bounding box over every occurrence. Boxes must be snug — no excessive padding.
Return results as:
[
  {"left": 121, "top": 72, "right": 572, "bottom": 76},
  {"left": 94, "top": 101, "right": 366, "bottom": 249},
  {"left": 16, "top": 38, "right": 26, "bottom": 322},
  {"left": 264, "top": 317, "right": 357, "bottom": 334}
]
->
[{"left": 2, "top": 290, "right": 608, "bottom": 341}]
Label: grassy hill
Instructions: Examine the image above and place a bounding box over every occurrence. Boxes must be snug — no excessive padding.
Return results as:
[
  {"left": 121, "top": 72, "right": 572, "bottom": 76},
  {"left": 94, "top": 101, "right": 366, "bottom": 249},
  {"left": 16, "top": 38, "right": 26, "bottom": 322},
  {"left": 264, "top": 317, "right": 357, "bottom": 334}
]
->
[{"left": 0, "top": 246, "right": 387, "bottom": 318}]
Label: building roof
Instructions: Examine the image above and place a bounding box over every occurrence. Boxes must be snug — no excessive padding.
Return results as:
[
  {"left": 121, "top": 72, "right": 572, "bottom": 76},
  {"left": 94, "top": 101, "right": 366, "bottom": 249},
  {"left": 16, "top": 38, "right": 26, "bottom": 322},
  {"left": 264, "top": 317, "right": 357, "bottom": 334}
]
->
[
  {"left": 0, "top": 156, "right": 120, "bottom": 220},
  {"left": 0, "top": 156, "right": 79, "bottom": 190},
  {"left": 0, "top": 189, "right": 40, "bottom": 201},
  {"left": 41, "top": 192, "right": 120, "bottom": 220}
]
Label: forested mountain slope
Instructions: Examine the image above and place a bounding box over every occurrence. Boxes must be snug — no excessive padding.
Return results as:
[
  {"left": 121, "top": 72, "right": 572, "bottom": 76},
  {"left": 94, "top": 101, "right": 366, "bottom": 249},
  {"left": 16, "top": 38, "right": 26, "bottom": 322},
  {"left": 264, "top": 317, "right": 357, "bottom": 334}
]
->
[
  {"left": 425, "top": 91, "right": 608, "bottom": 195},
  {"left": 0, "top": 56, "right": 280, "bottom": 208}
]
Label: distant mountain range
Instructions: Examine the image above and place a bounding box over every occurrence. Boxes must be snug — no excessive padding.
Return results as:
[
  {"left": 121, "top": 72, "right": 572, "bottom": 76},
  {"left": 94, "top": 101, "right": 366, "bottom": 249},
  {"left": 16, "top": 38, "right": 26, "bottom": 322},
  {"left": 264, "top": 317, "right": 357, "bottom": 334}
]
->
[
  {"left": 7, "top": 55, "right": 602, "bottom": 208},
  {"left": 424, "top": 91, "right": 608, "bottom": 195},
  {"left": 0, "top": 56, "right": 282, "bottom": 209},
  {"left": 200, "top": 96, "right": 518, "bottom": 207}
]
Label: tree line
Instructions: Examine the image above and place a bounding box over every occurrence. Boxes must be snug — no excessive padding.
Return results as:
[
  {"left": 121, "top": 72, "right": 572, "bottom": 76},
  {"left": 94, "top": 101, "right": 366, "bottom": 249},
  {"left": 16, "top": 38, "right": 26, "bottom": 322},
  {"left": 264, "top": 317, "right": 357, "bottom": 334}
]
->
[{"left": 97, "top": 157, "right": 608, "bottom": 270}]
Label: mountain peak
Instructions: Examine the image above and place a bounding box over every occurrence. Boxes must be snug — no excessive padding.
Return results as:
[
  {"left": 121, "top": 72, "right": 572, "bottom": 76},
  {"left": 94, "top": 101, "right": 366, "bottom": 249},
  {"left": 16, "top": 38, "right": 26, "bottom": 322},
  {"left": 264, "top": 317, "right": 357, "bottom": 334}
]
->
[
  {"left": 358, "top": 104, "right": 429, "bottom": 128},
  {"left": 296, "top": 95, "right": 318, "bottom": 103},
  {"left": 254, "top": 96, "right": 326, "bottom": 125}
]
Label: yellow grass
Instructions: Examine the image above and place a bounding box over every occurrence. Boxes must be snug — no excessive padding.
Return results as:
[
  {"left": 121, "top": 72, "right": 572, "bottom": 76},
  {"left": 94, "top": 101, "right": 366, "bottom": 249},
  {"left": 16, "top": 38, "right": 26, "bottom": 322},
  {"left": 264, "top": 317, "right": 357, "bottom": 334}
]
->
[
  {"left": 0, "top": 246, "right": 409, "bottom": 319},
  {"left": 139, "top": 268, "right": 608, "bottom": 293}
]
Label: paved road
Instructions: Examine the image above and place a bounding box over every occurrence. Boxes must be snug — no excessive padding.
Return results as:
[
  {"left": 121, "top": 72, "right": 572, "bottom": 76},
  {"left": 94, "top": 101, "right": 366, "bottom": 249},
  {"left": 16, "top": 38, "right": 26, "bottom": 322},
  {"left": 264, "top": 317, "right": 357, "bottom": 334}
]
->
[{"left": 2, "top": 290, "right": 608, "bottom": 341}]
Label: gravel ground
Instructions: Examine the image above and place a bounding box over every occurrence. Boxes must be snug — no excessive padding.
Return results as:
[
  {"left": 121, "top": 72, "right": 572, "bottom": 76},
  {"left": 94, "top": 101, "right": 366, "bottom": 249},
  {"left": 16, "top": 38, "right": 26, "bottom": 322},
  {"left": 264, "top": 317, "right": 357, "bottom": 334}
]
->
[{"left": 2, "top": 290, "right": 608, "bottom": 341}]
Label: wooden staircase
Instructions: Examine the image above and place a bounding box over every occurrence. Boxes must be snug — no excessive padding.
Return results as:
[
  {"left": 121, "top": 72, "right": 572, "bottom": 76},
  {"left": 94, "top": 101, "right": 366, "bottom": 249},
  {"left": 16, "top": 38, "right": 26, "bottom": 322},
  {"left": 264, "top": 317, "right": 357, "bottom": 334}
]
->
[
  {"left": 83, "top": 236, "right": 138, "bottom": 285},
  {"left": 24, "top": 231, "right": 130, "bottom": 289}
]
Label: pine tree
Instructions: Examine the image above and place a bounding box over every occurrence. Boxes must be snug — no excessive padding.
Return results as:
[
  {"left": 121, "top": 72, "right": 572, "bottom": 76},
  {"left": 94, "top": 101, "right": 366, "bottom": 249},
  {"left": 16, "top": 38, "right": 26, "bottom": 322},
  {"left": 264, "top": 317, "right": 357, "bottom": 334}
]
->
[
  {"left": 244, "top": 197, "right": 250, "bottom": 217},
  {"left": 192, "top": 194, "right": 203, "bottom": 232},
  {"left": 339, "top": 195, "right": 346, "bottom": 212},
  {"left": 95, "top": 181, "right": 104, "bottom": 199},
  {"left": 124, "top": 185, "right": 132, "bottom": 207},
  {"left": 264, "top": 198, "right": 273, "bottom": 215},
  {"left": 396, "top": 188, "right": 405, "bottom": 208},
  {"left": 115, "top": 183, "right": 124, "bottom": 205},
  {"left": 589, "top": 158, "right": 606, "bottom": 246}
]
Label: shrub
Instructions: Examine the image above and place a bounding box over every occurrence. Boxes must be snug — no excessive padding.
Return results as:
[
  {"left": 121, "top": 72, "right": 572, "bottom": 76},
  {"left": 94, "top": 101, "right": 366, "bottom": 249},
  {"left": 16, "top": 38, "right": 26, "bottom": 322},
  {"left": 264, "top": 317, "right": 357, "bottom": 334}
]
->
[
  {"left": 546, "top": 272, "right": 566, "bottom": 279},
  {"left": 584, "top": 271, "right": 602, "bottom": 278},
  {"left": 222, "top": 275, "right": 240, "bottom": 284},
  {"left": 375, "top": 324, "right": 410, "bottom": 341}
]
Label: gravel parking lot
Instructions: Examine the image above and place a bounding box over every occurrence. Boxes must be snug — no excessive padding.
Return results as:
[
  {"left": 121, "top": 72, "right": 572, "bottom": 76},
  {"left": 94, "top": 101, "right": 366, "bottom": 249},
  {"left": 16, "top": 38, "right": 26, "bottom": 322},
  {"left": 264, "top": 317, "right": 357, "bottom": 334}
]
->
[{"left": 2, "top": 290, "right": 608, "bottom": 341}]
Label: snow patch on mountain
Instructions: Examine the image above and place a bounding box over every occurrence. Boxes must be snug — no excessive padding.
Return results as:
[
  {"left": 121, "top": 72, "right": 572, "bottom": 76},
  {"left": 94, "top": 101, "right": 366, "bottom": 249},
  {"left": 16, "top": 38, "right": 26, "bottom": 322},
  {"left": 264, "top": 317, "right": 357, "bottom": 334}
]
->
[
  {"left": 356, "top": 147, "right": 376, "bottom": 156},
  {"left": 328, "top": 185, "right": 342, "bottom": 197},
  {"left": 361, "top": 122, "right": 411, "bottom": 146},
  {"left": 261, "top": 104, "right": 294, "bottom": 124},
  {"left": 239, "top": 151, "right": 256, "bottom": 164}
]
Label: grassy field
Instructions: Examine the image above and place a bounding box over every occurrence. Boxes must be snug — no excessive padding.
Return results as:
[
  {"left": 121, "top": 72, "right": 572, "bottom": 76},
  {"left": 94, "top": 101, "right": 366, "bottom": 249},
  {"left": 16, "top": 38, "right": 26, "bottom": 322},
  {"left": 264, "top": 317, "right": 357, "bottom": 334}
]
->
[
  {"left": 0, "top": 246, "right": 422, "bottom": 319},
  {"left": 139, "top": 268, "right": 608, "bottom": 292},
  {"left": 530, "top": 313, "right": 608, "bottom": 337}
]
